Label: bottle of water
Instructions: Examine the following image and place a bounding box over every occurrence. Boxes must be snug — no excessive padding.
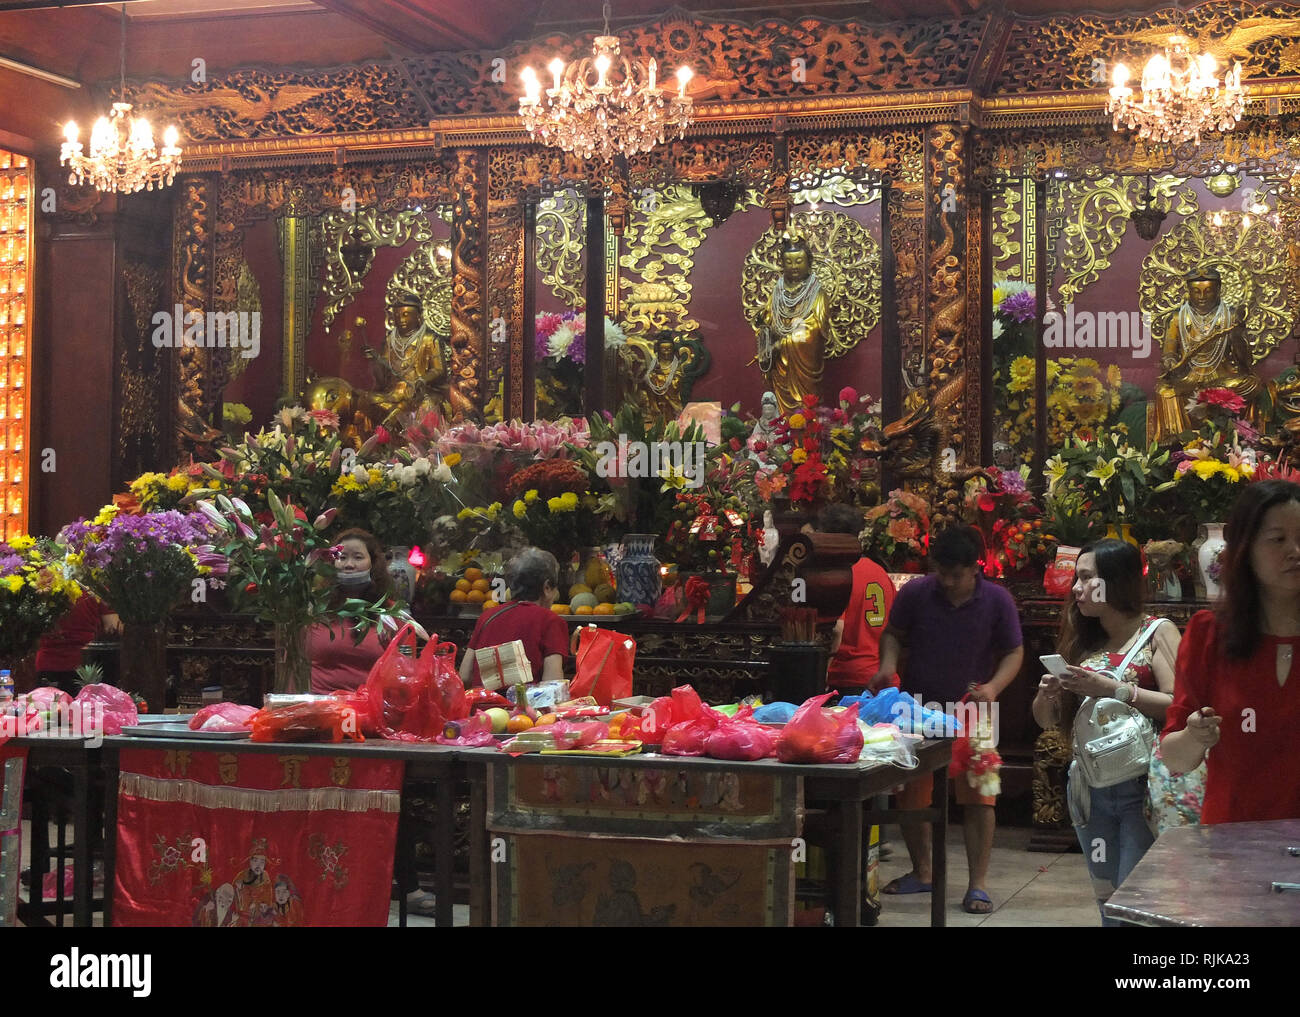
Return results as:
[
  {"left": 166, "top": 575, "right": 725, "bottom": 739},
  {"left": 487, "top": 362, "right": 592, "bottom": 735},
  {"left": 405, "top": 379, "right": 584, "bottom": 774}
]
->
[{"left": 0, "top": 669, "right": 13, "bottom": 705}]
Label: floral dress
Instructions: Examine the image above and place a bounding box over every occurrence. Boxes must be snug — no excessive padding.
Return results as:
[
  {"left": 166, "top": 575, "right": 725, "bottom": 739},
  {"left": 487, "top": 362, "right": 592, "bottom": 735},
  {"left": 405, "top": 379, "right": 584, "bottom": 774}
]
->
[{"left": 1077, "top": 618, "right": 1206, "bottom": 834}]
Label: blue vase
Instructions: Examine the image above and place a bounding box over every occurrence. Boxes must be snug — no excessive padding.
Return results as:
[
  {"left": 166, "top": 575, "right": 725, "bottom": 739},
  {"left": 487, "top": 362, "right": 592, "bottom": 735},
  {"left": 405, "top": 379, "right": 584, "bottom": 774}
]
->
[{"left": 616, "top": 533, "right": 662, "bottom": 607}]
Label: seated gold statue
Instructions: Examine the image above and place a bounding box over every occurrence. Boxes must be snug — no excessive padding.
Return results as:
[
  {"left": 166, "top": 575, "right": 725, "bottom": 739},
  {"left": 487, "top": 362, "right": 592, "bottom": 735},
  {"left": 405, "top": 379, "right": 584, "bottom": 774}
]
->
[
  {"left": 1150, "top": 268, "right": 1270, "bottom": 443},
  {"left": 754, "top": 235, "right": 831, "bottom": 417},
  {"left": 306, "top": 290, "right": 462, "bottom": 442}
]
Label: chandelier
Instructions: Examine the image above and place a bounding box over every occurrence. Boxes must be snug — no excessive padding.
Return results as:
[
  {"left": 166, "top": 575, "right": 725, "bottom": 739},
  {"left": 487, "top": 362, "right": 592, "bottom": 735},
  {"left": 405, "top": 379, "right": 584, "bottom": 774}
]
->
[
  {"left": 518, "top": 2, "right": 694, "bottom": 162},
  {"left": 60, "top": 5, "right": 181, "bottom": 193},
  {"left": 1107, "top": 21, "right": 1244, "bottom": 145}
]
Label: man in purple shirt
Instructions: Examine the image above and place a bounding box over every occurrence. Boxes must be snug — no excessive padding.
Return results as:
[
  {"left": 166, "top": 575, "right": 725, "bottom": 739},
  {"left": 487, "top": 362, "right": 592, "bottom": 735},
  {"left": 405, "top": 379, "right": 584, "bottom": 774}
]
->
[{"left": 869, "top": 525, "right": 1024, "bottom": 915}]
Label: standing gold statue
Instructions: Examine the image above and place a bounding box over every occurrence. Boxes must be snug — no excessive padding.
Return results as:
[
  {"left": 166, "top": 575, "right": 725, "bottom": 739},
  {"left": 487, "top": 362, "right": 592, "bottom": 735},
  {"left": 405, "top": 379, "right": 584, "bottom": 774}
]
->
[
  {"left": 365, "top": 290, "right": 467, "bottom": 423},
  {"left": 754, "top": 235, "right": 831, "bottom": 416},
  {"left": 1150, "top": 268, "right": 1270, "bottom": 442}
]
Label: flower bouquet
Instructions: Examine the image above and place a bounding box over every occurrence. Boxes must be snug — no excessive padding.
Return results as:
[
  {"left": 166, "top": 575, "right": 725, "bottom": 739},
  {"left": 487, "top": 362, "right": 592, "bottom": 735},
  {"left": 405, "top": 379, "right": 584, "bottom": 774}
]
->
[
  {"left": 962, "top": 467, "right": 1056, "bottom": 577},
  {"left": 1043, "top": 431, "right": 1171, "bottom": 525},
  {"left": 0, "top": 535, "right": 82, "bottom": 663},
  {"left": 861, "top": 489, "right": 931, "bottom": 571},
  {"left": 197, "top": 493, "right": 418, "bottom": 693}
]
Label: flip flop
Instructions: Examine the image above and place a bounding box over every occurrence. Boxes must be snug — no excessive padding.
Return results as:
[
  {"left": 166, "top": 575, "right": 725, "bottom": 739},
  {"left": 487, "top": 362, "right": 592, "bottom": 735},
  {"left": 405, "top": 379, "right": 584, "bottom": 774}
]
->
[
  {"left": 882, "top": 873, "right": 932, "bottom": 895},
  {"left": 962, "top": 889, "right": 993, "bottom": 914}
]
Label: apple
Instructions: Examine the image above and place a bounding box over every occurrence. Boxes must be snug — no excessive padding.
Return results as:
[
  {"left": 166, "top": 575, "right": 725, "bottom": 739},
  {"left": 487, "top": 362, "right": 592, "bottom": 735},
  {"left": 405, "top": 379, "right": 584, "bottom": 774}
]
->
[{"left": 484, "top": 707, "right": 510, "bottom": 734}]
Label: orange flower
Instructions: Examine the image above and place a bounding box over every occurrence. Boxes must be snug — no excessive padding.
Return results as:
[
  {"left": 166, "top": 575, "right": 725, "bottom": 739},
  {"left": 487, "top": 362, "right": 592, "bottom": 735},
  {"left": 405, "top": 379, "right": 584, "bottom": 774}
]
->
[{"left": 888, "top": 518, "right": 917, "bottom": 542}]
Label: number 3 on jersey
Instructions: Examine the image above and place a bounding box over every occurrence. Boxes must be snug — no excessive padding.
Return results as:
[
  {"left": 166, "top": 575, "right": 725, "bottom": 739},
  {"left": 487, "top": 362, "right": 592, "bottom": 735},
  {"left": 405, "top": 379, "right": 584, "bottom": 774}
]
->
[{"left": 863, "top": 582, "right": 887, "bottom": 627}]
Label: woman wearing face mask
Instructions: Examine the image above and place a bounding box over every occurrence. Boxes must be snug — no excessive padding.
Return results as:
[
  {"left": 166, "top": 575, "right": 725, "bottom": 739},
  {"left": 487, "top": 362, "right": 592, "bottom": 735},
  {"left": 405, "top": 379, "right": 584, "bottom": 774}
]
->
[
  {"left": 1031, "top": 538, "right": 1182, "bottom": 925},
  {"left": 308, "top": 528, "right": 396, "bottom": 694},
  {"left": 1162, "top": 480, "right": 1300, "bottom": 823}
]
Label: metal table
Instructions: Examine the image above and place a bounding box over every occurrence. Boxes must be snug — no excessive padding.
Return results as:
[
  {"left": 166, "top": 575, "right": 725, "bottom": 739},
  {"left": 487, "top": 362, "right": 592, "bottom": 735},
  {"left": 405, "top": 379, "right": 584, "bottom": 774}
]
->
[{"left": 1105, "top": 819, "right": 1300, "bottom": 926}]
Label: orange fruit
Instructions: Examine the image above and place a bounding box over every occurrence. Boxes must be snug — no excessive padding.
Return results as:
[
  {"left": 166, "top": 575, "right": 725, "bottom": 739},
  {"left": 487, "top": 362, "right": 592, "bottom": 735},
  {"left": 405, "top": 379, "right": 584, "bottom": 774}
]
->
[
  {"left": 535, "top": 713, "right": 557, "bottom": 726},
  {"left": 464, "top": 567, "right": 484, "bottom": 582},
  {"left": 471, "top": 578, "right": 491, "bottom": 593},
  {"left": 551, "top": 603, "right": 571, "bottom": 614},
  {"left": 574, "top": 604, "right": 594, "bottom": 615},
  {"left": 455, "top": 578, "right": 471, "bottom": 593},
  {"left": 449, "top": 589, "right": 468, "bottom": 603},
  {"left": 483, "top": 598, "right": 500, "bottom": 611},
  {"left": 466, "top": 589, "right": 486, "bottom": 604},
  {"left": 506, "top": 715, "right": 534, "bottom": 733},
  {"left": 593, "top": 603, "right": 615, "bottom": 615}
]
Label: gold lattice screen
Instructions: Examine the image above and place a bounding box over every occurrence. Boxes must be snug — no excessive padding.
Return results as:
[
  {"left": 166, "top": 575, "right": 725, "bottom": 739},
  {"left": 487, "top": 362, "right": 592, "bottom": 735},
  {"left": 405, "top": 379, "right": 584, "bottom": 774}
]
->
[{"left": 0, "top": 149, "right": 29, "bottom": 540}]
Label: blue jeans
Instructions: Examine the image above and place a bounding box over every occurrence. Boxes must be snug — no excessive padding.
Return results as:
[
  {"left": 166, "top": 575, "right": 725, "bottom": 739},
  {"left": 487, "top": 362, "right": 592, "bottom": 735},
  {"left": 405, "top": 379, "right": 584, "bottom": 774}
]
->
[{"left": 1069, "top": 774, "right": 1154, "bottom": 927}]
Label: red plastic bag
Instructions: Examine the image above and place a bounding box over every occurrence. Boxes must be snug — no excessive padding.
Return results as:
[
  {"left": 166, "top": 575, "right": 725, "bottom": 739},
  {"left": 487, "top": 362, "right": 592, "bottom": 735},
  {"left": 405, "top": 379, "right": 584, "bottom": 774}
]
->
[
  {"left": 670, "top": 685, "right": 705, "bottom": 722},
  {"left": 466, "top": 688, "right": 511, "bottom": 713},
  {"left": 363, "top": 623, "right": 445, "bottom": 742},
  {"left": 570, "top": 626, "right": 635, "bottom": 707},
  {"left": 424, "top": 638, "right": 469, "bottom": 721},
  {"left": 662, "top": 711, "right": 723, "bottom": 757},
  {"left": 775, "top": 693, "right": 864, "bottom": 764},
  {"left": 704, "top": 705, "right": 777, "bottom": 761},
  {"left": 250, "top": 700, "right": 364, "bottom": 743}
]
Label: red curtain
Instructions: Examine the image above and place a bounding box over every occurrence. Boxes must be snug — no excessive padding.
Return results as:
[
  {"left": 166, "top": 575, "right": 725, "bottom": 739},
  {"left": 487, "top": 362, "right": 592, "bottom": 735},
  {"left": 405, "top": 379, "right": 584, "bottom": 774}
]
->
[{"left": 113, "top": 748, "right": 403, "bottom": 927}]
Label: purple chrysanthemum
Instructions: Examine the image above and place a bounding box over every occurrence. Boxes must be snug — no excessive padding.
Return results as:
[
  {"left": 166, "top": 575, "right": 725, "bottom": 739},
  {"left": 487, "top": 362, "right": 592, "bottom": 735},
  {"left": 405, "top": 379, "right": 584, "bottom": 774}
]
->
[{"left": 999, "top": 290, "right": 1037, "bottom": 324}]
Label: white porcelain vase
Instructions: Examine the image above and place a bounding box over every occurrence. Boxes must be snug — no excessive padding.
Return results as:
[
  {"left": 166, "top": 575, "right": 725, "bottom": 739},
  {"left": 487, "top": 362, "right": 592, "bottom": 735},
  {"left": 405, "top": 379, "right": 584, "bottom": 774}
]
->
[{"left": 1196, "top": 523, "right": 1226, "bottom": 600}]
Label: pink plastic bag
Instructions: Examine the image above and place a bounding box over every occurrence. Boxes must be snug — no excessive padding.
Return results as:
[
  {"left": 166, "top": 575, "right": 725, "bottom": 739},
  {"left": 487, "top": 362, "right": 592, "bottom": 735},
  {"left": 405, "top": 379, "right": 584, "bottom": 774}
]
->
[
  {"left": 662, "top": 711, "right": 722, "bottom": 757},
  {"left": 435, "top": 712, "right": 495, "bottom": 747},
  {"left": 776, "top": 693, "right": 864, "bottom": 764},
  {"left": 704, "top": 705, "right": 777, "bottom": 761},
  {"left": 189, "top": 703, "right": 257, "bottom": 732},
  {"left": 72, "top": 684, "right": 139, "bottom": 736},
  {"left": 551, "top": 720, "right": 610, "bottom": 749}
]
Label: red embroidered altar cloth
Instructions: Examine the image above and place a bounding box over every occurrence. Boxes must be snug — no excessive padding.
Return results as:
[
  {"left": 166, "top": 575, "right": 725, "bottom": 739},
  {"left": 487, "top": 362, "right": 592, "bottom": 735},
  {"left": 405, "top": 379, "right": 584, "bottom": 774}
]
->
[{"left": 113, "top": 748, "right": 403, "bottom": 927}]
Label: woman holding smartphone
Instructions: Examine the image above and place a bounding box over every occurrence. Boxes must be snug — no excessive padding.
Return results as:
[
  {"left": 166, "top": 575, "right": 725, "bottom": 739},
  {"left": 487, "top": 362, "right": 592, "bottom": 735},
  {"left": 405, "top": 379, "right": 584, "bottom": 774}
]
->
[
  {"left": 1162, "top": 480, "right": 1300, "bottom": 823},
  {"left": 1031, "top": 538, "right": 1183, "bottom": 925}
]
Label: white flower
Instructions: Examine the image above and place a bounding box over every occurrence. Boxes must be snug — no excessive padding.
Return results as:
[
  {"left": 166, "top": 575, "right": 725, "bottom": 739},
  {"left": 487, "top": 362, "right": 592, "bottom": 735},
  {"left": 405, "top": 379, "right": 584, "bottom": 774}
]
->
[
  {"left": 413, "top": 457, "right": 431, "bottom": 477},
  {"left": 605, "top": 317, "right": 627, "bottom": 347},
  {"left": 432, "top": 463, "right": 453, "bottom": 484},
  {"left": 992, "top": 318, "right": 1004, "bottom": 341},
  {"left": 352, "top": 464, "right": 368, "bottom": 483},
  {"left": 548, "top": 323, "right": 576, "bottom": 358}
]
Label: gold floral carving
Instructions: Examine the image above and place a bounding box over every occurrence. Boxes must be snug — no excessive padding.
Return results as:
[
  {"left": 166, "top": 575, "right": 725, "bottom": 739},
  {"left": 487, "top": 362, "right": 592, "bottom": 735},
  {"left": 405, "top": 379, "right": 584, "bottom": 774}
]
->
[
  {"left": 386, "top": 236, "right": 455, "bottom": 340},
  {"left": 788, "top": 129, "right": 924, "bottom": 187},
  {"left": 890, "top": 185, "right": 927, "bottom": 388},
  {"left": 535, "top": 190, "right": 587, "bottom": 310},
  {"left": 174, "top": 177, "right": 214, "bottom": 457},
  {"left": 318, "top": 208, "right": 435, "bottom": 330},
  {"left": 991, "top": 184, "right": 1025, "bottom": 280},
  {"left": 619, "top": 185, "right": 760, "bottom": 339},
  {"left": 120, "top": 260, "right": 166, "bottom": 467},
  {"left": 486, "top": 205, "right": 525, "bottom": 421},
  {"left": 740, "top": 208, "right": 882, "bottom": 360},
  {"left": 449, "top": 150, "right": 485, "bottom": 414},
  {"left": 1057, "top": 174, "right": 1196, "bottom": 307},
  {"left": 1139, "top": 210, "right": 1296, "bottom": 364},
  {"left": 927, "top": 125, "right": 966, "bottom": 393},
  {"left": 625, "top": 137, "right": 774, "bottom": 194}
]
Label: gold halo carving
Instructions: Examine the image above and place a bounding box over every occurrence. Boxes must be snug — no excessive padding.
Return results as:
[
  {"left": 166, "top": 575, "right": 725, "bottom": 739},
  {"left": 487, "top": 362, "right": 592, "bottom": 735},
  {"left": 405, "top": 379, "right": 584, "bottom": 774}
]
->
[
  {"left": 740, "top": 208, "right": 882, "bottom": 360},
  {"left": 1139, "top": 210, "right": 1295, "bottom": 364},
  {"left": 386, "top": 239, "right": 454, "bottom": 338}
]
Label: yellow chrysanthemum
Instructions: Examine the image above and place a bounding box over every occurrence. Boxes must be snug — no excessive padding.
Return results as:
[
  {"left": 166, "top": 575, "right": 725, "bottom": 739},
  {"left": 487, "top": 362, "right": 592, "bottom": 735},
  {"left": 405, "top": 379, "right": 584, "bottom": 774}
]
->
[
  {"left": 92, "top": 505, "right": 119, "bottom": 526},
  {"left": 444, "top": 452, "right": 462, "bottom": 467},
  {"left": 791, "top": 448, "right": 808, "bottom": 464},
  {"left": 788, "top": 413, "right": 806, "bottom": 429},
  {"left": 1008, "top": 356, "right": 1035, "bottom": 393},
  {"left": 513, "top": 499, "right": 527, "bottom": 519},
  {"left": 457, "top": 508, "right": 475, "bottom": 521},
  {"left": 4, "top": 575, "right": 23, "bottom": 593},
  {"left": 9, "top": 535, "right": 35, "bottom": 551},
  {"left": 1191, "top": 459, "right": 1223, "bottom": 480},
  {"left": 486, "top": 502, "right": 502, "bottom": 520},
  {"left": 524, "top": 489, "right": 539, "bottom": 503},
  {"left": 165, "top": 474, "right": 190, "bottom": 493}
]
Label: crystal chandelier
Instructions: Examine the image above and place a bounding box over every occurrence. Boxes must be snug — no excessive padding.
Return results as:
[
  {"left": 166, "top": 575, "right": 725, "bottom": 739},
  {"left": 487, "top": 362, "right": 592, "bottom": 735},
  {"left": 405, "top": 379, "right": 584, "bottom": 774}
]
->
[
  {"left": 60, "top": 6, "right": 182, "bottom": 193},
  {"left": 1107, "top": 19, "right": 1244, "bottom": 145},
  {"left": 518, "top": 2, "right": 694, "bottom": 162}
]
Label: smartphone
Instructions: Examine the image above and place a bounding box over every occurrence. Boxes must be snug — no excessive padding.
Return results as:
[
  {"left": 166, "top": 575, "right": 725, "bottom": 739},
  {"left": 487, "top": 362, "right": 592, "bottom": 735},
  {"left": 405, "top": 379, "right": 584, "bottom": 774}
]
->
[{"left": 1039, "top": 654, "right": 1072, "bottom": 678}]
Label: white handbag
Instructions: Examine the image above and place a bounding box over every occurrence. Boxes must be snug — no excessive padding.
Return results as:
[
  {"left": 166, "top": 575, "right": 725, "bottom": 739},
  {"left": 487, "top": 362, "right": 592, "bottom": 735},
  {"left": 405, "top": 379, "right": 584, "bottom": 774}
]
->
[{"left": 1073, "top": 619, "right": 1160, "bottom": 790}]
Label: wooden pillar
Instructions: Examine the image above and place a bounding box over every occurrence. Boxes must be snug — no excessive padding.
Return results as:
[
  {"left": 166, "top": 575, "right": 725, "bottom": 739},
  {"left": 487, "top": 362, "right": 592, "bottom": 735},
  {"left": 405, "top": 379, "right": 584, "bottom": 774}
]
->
[
  {"left": 583, "top": 191, "right": 605, "bottom": 416},
  {"left": 522, "top": 200, "right": 537, "bottom": 421},
  {"left": 1033, "top": 178, "right": 1049, "bottom": 494}
]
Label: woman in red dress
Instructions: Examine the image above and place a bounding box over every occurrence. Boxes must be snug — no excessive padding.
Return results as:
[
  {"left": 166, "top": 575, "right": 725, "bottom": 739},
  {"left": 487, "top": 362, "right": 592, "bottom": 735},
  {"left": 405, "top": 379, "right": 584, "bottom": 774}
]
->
[
  {"left": 308, "top": 528, "right": 395, "bottom": 694},
  {"left": 1162, "top": 480, "right": 1300, "bottom": 823}
]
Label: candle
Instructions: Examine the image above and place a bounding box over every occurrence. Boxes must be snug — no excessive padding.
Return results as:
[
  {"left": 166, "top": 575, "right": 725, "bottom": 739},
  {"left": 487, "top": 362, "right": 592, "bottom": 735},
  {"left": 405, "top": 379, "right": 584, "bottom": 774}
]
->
[
  {"left": 549, "top": 58, "right": 565, "bottom": 92},
  {"left": 595, "top": 53, "right": 610, "bottom": 88},
  {"left": 648, "top": 57, "right": 656, "bottom": 90},
  {"left": 676, "top": 66, "right": 693, "bottom": 98}
]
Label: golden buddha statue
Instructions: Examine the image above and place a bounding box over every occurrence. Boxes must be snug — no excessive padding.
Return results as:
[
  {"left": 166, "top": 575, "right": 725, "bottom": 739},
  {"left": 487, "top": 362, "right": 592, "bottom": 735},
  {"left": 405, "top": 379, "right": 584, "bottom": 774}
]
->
[
  {"left": 754, "top": 235, "right": 831, "bottom": 416},
  {"left": 1150, "top": 268, "right": 1269, "bottom": 443}
]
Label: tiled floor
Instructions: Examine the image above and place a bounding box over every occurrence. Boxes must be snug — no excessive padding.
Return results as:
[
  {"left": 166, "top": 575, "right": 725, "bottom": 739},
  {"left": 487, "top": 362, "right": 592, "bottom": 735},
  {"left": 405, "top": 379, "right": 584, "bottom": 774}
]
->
[{"left": 875, "top": 823, "right": 1102, "bottom": 927}]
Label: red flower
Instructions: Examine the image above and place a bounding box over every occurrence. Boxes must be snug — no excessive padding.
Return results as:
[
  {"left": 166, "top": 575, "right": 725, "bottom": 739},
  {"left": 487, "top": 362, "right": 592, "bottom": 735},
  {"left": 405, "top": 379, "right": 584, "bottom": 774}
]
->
[
  {"left": 243, "top": 582, "right": 258, "bottom": 594},
  {"left": 729, "top": 437, "right": 742, "bottom": 452},
  {"left": 839, "top": 386, "right": 858, "bottom": 406},
  {"left": 1197, "top": 387, "right": 1248, "bottom": 414},
  {"left": 831, "top": 408, "right": 845, "bottom": 423},
  {"left": 753, "top": 440, "right": 768, "bottom": 452},
  {"left": 374, "top": 425, "right": 392, "bottom": 445},
  {"left": 802, "top": 393, "right": 819, "bottom": 410},
  {"left": 978, "top": 493, "right": 997, "bottom": 513}
]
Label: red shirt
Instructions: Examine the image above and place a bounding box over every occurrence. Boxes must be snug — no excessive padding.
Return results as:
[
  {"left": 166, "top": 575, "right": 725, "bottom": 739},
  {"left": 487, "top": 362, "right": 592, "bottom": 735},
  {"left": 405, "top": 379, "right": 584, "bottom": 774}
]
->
[
  {"left": 1163, "top": 610, "right": 1300, "bottom": 825},
  {"left": 35, "top": 596, "right": 111, "bottom": 671},
  {"left": 309, "top": 620, "right": 385, "bottom": 694},
  {"left": 466, "top": 601, "right": 570, "bottom": 685},
  {"left": 827, "top": 558, "right": 896, "bottom": 691}
]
